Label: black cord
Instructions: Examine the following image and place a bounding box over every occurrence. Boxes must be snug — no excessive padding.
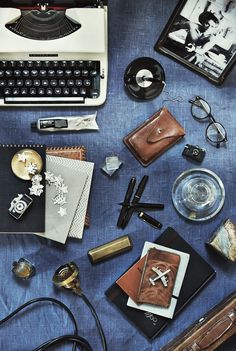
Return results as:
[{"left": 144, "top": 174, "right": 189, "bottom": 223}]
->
[
  {"left": 0, "top": 297, "right": 92, "bottom": 351},
  {"left": 80, "top": 292, "right": 107, "bottom": 351},
  {"left": 33, "top": 335, "right": 93, "bottom": 351}
]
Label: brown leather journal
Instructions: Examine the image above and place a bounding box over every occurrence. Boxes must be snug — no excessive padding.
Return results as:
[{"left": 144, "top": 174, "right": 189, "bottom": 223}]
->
[
  {"left": 161, "top": 290, "right": 236, "bottom": 351},
  {"left": 123, "top": 107, "right": 185, "bottom": 167},
  {"left": 46, "top": 146, "right": 89, "bottom": 228},
  {"left": 116, "top": 256, "right": 146, "bottom": 303},
  {"left": 137, "top": 248, "right": 180, "bottom": 308}
]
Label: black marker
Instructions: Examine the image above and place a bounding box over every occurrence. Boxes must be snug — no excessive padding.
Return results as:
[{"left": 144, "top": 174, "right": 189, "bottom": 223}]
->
[
  {"left": 118, "top": 202, "right": 164, "bottom": 210},
  {"left": 117, "top": 177, "right": 136, "bottom": 228},
  {"left": 138, "top": 212, "right": 162, "bottom": 229},
  {"left": 121, "top": 175, "right": 149, "bottom": 229}
]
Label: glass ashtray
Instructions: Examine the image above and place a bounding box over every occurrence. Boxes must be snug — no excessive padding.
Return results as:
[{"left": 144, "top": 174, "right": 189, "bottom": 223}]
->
[{"left": 172, "top": 168, "right": 225, "bottom": 221}]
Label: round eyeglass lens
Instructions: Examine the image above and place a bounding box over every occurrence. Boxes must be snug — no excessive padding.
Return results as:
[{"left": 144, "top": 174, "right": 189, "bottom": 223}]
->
[
  {"left": 207, "top": 122, "right": 226, "bottom": 143},
  {"left": 192, "top": 98, "right": 211, "bottom": 119}
]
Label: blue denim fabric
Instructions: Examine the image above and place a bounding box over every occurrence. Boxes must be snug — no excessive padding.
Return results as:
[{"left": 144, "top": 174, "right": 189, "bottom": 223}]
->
[{"left": 0, "top": 0, "right": 235, "bottom": 350}]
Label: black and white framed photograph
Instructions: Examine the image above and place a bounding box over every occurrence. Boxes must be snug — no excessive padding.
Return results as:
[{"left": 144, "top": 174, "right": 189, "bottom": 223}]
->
[{"left": 155, "top": 0, "right": 236, "bottom": 84}]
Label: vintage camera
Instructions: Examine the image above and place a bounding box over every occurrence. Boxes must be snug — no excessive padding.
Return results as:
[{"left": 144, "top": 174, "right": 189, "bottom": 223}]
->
[
  {"left": 9, "top": 193, "right": 33, "bottom": 220},
  {"left": 182, "top": 144, "right": 206, "bottom": 163}
]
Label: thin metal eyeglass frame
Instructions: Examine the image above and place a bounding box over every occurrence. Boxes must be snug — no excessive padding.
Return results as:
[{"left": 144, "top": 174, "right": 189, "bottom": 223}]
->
[{"left": 189, "top": 96, "right": 228, "bottom": 148}]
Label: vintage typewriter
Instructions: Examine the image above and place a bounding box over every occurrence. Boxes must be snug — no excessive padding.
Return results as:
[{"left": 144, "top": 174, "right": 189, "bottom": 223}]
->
[{"left": 0, "top": 0, "right": 108, "bottom": 106}]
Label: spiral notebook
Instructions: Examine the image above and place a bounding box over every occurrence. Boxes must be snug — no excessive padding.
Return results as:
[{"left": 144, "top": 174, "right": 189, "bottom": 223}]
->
[
  {"left": 0, "top": 144, "right": 46, "bottom": 234},
  {"left": 106, "top": 227, "right": 216, "bottom": 339}
]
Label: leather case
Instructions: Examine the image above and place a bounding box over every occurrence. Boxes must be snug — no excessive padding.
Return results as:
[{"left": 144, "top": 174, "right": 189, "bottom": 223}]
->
[
  {"left": 160, "top": 290, "right": 236, "bottom": 351},
  {"left": 137, "top": 248, "right": 180, "bottom": 308},
  {"left": 123, "top": 107, "right": 185, "bottom": 167}
]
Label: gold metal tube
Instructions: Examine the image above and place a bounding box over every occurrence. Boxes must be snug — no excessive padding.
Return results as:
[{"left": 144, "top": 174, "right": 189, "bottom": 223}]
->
[{"left": 87, "top": 235, "right": 133, "bottom": 264}]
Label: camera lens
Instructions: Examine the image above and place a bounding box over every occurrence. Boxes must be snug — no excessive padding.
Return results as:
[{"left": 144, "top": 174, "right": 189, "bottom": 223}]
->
[
  {"left": 15, "top": 200, "right": 27, "bottom": 213},
  {"left": 192, "top": 148, "right": 200, "bottom": 156}
]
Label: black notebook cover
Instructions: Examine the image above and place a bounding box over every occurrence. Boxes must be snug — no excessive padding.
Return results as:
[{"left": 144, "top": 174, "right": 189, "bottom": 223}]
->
[
  {"left": 105, "top": 227, "right": 216, "bottom": 339},
  {"left": 0, "top": 144, "right": 46, "bottom": 233}
]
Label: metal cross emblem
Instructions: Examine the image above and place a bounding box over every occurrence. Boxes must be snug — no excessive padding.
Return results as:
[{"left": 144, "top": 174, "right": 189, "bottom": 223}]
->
[{"left": 149, "top": 267, "right": 170, "bottom": 287}]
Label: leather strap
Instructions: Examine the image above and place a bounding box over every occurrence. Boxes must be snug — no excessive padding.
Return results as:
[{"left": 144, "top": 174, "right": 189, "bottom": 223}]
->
[{"left": 188, "top": 309, "right": 236, "bottom": 350}]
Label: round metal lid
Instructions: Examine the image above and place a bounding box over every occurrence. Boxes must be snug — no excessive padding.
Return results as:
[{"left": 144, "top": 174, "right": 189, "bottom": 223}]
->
[{"left": 11, "top": 148, "right": 43, "bottom": 180}]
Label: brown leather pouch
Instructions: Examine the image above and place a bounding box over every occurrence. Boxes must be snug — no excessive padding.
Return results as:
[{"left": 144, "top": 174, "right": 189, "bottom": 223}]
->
[
  {"left": 160, "top": 290, "right": 236, "bottom": 351},
  {"left": 123, "top": 107, "right": 185, "bottom": 167}
]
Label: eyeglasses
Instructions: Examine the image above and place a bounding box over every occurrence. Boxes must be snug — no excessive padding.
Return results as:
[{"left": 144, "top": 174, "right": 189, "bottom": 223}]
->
[{"left": 189, "top": 96, "right": 228, "bottom": 148}]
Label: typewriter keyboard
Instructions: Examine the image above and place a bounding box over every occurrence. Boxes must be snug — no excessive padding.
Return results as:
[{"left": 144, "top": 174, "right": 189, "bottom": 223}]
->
[{"left": 0, "top": 60, "right": 101, "bottom": 104}]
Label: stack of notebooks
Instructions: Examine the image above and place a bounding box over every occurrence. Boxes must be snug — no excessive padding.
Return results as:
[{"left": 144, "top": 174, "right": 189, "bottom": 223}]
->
[
  {"left": 42, "top": 146, "right": 94, "bottom": 243},
  {"left": 106, "top": 227, "right": 216, "bottom": 339},
  {"left": 0, "top": 144, "right": 93, "bottom": 243}
]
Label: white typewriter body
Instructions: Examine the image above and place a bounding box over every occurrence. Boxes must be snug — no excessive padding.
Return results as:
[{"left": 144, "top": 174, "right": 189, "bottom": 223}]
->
[{"left": 0, "top": 5, "right": 108, "bottom": 107}]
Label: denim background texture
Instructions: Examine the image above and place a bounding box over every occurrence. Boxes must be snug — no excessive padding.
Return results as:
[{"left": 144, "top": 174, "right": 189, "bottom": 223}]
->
[{"left": 0, "top": 0, "right": 235, "bottom": 350}]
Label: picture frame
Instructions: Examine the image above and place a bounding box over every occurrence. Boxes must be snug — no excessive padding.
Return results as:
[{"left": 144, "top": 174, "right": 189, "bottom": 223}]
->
[{"left": 154, "top": 0, "right": 236, "bottom": 85}]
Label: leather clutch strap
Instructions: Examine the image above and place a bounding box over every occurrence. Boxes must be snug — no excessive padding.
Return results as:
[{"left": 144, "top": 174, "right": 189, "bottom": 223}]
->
[{"left": 184, "top": 309, "right": 236, "bottom": 351}]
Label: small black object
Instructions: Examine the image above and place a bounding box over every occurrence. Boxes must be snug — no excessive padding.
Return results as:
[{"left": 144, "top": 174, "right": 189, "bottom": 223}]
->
[
  {"left": 138, "top": 212, "right": 162, "bottom": 229},
  {"left": 124, "top": 57, "right": 165, "bottom": 100},
  {"left": 9, "top": 193, "right": 33, "bottom": 220},
  {"left": 182, "top": 144, "right": 206, "bottom": 163}
]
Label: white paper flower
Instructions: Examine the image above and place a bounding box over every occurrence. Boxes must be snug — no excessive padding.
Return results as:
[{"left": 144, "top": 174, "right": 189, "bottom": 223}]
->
[
  {"left": 58, "top": 207, "right": 67, "bottom": 217},
  {"left": 53, "top": 194, "right": 67, "bottom": 206},
  {"left": 29, "top": 184, "right": 44, "bottom": 196},
  {"left": 31, "top": 174, "right": 43, "bottom": 184},
  {"left": 17, "top": 152, "right": 27, "bottom": 163},
  {"left": 26, "top": 162, "right": 38, "bottom": 175},
  {"left": 44, "top": 171, "right": 55, "bottom": 185}
]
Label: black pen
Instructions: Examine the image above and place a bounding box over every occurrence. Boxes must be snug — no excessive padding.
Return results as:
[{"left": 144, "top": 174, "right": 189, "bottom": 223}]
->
[
  {"left": 121, "top": 175, "right": 149, "bottom": 229},
  {"left": 117, "top": 177, "right": 136, "bottom": 228},
  {"left": 118, "top": 202, "right": 164, "bottom": 210},
  {"left": 138, "top": 212, "right": 162, "bottom": 229}
]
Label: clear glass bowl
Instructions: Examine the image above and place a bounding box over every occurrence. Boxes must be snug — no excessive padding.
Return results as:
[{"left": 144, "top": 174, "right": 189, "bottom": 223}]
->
[{"left": 172, "top": 168, "right": 225, "bottom": 221}]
